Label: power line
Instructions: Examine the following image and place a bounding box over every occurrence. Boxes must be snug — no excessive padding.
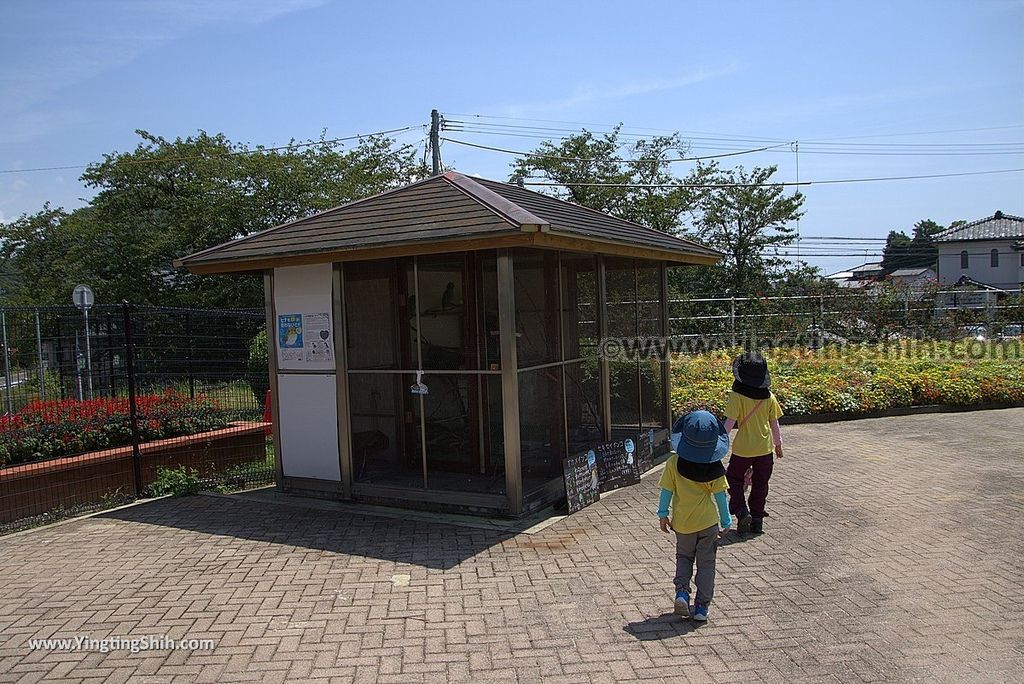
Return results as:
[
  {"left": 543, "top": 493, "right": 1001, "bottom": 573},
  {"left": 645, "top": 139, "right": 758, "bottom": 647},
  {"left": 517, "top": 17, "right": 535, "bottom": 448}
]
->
[
  {"left": 450, "top": 122, "right": 1024, "bottom": 150},
  {"left": 440, "top": 137, "right": 788, "bottom": 163},
  {"left": 446, "top": 122, "right": 787, "bottom": 145},
  {"left": 444, "top": 112, "right": 1024, "bottom": 146},
  {"left": 770, "top": 248, "right": 1024, "bottom": 257},
  {"left": 765, "top": 149, "right": 1024, "bottom": 157},
  {"left": 519, "top": 167, "right": 1024, "bottom": 188},
  {"left": 810, "top": 124, "right": 1024, "bottom": 141},
  {"left": 444, "top": 125, "right": 1023, "bottom": 157},
  {"left": 0, "top": 125, "right": 424, "bottom": 175},
  {"left": 443, "top": 112, "right": 699, "bottom": 137},
  {"left": 442, "top": 115, "right": 1024, "bottom": 163}
]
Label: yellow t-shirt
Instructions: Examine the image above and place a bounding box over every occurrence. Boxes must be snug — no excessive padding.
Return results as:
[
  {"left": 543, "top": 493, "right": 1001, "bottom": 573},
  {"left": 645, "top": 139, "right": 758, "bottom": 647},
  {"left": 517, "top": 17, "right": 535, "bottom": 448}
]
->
[
  {"left": 658, "top": 455, "right": 728, "bottom": 534},
  {"left": 724, "top": 391, "right": 783, "bottom": 457}
]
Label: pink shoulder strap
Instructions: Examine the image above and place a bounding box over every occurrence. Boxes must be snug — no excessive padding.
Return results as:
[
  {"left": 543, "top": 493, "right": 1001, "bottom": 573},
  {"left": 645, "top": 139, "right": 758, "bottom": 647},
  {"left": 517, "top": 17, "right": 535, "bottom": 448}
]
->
[{"left": 738, "top": 399, "right": 766, "bottom": 428}]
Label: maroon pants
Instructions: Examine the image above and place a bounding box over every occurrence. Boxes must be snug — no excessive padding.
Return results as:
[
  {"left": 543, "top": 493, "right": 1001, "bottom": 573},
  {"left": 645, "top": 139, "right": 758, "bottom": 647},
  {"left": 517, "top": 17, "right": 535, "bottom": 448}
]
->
[{"left": 725, "top": 453, "right": 774, "bottom": 519}]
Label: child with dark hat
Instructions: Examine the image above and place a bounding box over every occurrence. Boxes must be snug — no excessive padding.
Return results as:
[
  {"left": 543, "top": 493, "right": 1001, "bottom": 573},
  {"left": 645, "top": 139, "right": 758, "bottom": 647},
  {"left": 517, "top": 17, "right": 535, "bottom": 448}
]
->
[
  {"left": 723, "top": 351, "right": 784, "bottom": 535},
  {"left": 657, "top": 410, "right": 733, "bottom": 622}
]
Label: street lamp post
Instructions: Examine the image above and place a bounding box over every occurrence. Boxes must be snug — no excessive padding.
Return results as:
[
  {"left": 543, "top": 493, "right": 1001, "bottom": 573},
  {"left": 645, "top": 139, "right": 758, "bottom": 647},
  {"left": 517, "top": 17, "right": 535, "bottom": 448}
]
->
[{"left": 73, "top": 285, "right": 95, "bottom": 399}]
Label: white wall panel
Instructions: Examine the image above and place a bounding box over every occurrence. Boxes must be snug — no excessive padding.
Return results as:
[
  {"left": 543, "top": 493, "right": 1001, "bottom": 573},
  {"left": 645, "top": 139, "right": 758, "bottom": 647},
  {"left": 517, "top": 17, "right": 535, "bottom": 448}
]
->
[
  {"left": 273, "top": 264, "right": 336, "bottom": 371},
  {"left": 277, "top": 373, "right": 340, "bottom": 481}
]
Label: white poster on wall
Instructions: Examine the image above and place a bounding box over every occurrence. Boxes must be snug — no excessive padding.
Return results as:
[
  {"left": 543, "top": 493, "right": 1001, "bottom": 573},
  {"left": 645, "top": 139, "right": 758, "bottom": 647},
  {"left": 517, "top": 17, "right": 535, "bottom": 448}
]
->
[
  {"left": 302, "top": 312, "right": 334, "bottom": 364},
  {"left": 276, "top": 311, "right": 334, "bottom": 367}
]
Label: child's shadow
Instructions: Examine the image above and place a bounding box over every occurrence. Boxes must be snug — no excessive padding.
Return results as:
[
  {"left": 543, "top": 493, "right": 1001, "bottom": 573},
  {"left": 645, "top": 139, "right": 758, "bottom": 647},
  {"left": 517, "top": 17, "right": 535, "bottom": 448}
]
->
[
  {"left": 623, "top": 612, "right": 704, "bottom": 640},
  {"left": 718, "top": 530, "right": 756, "bottom": 547}
]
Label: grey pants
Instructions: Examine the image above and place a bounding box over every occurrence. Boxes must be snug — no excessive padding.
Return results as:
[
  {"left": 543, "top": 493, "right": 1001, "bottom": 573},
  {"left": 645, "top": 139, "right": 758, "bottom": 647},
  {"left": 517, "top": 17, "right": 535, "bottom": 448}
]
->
[{"left": 674, "top": 524, "right": 719, "bottom": 605}]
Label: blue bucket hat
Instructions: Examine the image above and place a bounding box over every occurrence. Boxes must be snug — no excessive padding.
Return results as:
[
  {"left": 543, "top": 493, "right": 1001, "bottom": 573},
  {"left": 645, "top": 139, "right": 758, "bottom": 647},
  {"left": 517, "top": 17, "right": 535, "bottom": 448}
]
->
[{"left": 670, "top": 410, "right": 730, "bottom": 464}]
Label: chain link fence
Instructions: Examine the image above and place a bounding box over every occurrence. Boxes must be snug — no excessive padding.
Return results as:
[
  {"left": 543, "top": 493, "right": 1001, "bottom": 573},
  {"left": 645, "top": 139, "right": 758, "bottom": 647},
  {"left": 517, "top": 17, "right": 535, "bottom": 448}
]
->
[
  {"left": 0, "top": 304, "right": 269, "bottom": 534},
  {"left": 668, "top": 287, "right": 1024, "bottom": 349}
]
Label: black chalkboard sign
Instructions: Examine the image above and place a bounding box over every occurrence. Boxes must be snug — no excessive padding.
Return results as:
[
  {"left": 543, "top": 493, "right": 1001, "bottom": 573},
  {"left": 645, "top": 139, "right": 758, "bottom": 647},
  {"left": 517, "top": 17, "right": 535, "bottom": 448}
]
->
[
  {"left": 635, "top": 429, "right": 656, "bottom": 475},
  {"left": 594, "top": 439, "right": 642, "bottom": 492},
  {"left": 652, "top": 428, "right": 671, "bottom": 458},
  {"left": 562, "top": 450, "right": 600, "bottom": 513}
]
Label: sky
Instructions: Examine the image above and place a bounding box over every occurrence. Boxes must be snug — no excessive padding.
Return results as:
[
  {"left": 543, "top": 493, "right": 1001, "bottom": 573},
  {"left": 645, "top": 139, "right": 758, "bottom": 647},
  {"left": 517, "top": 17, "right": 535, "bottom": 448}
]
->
[{"left": 1, "top": 0, "right": 1022, "bottom": 273}]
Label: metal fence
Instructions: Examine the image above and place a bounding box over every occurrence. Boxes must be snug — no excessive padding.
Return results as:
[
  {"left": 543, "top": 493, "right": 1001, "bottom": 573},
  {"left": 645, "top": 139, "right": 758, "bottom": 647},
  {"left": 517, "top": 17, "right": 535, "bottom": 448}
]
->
[
  {"left": 0, "top": 304, "right": 269, "bottom": 534},
  {"left": 2, "top": 287, "right": 1021, "bottom": 533},
  {"left": 667, "top": 287, "right": 1024, "bottom": 348}
]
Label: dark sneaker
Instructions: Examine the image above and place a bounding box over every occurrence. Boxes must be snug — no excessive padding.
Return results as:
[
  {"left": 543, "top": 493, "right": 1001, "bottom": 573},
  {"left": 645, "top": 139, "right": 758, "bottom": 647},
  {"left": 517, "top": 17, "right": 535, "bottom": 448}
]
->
[
  {"left": 737, "top": 513, "right": 753, "bottom": 533},
  {"left": 751, "top": 517, "right": 764, "bottom": 534},
  {"left": 692, "top": 602, "right": 709, "bottom": 622},
  {"left": 673, "top": 590, "right": 691, "bottom": 617}
]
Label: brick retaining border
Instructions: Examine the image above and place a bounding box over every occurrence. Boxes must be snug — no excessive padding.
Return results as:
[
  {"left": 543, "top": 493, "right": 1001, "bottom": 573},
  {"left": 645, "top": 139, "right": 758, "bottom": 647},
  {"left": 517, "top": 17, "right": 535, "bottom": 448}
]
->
[
  {"left": 779, "top": 402, "right": 1024, "bottom": 425},
  {"left": 0, "top": 422, "right": 269, "bottom": 525}
]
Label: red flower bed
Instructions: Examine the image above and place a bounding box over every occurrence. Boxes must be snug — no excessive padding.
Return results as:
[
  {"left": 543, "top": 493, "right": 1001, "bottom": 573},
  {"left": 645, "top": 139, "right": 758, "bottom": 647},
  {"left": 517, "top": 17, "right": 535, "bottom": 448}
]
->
[{"left": 0, "top": 391, "right": 230, "bottom": 468}]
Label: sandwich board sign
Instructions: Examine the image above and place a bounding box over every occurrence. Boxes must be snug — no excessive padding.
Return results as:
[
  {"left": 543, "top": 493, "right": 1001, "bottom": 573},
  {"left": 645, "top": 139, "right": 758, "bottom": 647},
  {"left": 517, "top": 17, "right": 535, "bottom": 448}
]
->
[
  {"left": 635, "top": 429, "right": 656, "bottom": 475},
  {"left": 593, "top": 438, "right": 641, "bottom": 493},
  {"left": 562, "top": 449, "right": 600, "bottom": 514}
]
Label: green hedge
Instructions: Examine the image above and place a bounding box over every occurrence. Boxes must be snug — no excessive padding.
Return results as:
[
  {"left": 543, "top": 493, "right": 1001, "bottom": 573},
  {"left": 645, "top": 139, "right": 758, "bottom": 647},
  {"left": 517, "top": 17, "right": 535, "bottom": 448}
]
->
[{"left": 671, "top": 341, "right": 1024, "bottom": 418}]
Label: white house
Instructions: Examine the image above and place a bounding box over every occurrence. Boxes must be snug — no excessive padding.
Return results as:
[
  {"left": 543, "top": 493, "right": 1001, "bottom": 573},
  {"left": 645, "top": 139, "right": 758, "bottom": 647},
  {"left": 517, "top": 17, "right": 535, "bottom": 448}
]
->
[
  {"left": 934, "top": 211, "right": 1024, "bottom": 291},
  {"left": 825, "top": 262, "right": 885, "bottom": 289},
  {"left": 887, "top": 267, "right": 937, "bottom": 289}
]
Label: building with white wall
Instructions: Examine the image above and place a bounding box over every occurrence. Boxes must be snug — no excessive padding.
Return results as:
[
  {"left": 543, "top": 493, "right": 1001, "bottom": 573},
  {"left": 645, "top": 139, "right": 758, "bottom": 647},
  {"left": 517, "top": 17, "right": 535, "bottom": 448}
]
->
[
  {"left": 934, "top": 211, "right": 1024, "bottom": 291},
  {"left": 887, "top": 267, "right": 937, "bottom": 289}
]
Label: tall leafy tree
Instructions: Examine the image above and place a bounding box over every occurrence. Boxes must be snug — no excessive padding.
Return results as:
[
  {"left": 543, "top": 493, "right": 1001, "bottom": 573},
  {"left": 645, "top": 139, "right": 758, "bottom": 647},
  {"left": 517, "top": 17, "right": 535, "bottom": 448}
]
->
[
  {"left": 692, "top": 164, "right": 805, "bottom": 294},
  {"left": 880, "top": 218, "right": 945, "bottom": 272},
  {"left": 880, "top": 230, "right": 914, "bottom": 272},
  {"left": 0, "top": 205, "right": 93, "bottom": 305},
  {"left": 509, "top": 127, "right": 714, "bottom": 234},
  {"left": 1, "top": 130, "right": 425, "bottom": 308},
  {"left": 513, "top": 130, "right": 812, "bottom": 296}
]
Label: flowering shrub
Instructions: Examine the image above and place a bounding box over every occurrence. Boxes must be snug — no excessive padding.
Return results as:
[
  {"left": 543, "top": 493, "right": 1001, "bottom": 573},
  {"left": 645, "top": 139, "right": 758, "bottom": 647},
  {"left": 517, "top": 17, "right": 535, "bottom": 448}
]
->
[
  {"left": 671, "top": 341, "right": 1024, "bottom": 419},
  {"left": 0, "top": 391, "right": 229, "bottom": 468}
]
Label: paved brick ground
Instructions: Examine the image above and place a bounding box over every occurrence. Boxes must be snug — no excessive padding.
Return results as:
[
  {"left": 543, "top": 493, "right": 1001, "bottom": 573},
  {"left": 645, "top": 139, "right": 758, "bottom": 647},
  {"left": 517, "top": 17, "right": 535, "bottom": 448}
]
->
[{"left": 1, "top": 409, "right": 1023, "bottom": 683}]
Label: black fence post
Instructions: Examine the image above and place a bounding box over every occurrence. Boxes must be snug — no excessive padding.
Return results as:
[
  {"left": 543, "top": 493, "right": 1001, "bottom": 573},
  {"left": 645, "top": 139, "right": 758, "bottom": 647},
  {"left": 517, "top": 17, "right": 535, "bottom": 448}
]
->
[
  {"left": 186, "top": 311, "right": 195, "bottom": 399},
  {"left": 122, "top": 301, "right": 144, "bottom": 497},
  {"left": 106, "top": 312, "right": 116, "bottom": 397}
]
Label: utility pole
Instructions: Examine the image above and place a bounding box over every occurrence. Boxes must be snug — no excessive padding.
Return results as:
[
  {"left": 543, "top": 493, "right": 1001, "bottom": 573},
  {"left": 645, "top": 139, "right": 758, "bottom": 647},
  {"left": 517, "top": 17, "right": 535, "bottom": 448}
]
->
[{"left": 429, "top": 109, "right": 441, "bottom": 175}]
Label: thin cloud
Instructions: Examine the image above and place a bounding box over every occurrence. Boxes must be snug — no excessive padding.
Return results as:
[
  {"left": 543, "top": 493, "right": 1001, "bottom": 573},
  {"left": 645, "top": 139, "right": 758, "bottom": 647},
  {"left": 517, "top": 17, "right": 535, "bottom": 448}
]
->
[
  {"left": 711, "top": 80, "right": 1005, "bottom": 133},
  {"left": 0, "top": 0, "right": 328, "bottom": 143},
  {"left": 502, "top": 64, "right": 740, "bottom": 116}
]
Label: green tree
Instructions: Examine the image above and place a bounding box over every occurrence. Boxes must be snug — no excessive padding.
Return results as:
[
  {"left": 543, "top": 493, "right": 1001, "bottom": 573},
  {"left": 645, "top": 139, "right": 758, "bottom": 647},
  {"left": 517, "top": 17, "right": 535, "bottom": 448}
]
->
[
  {"left": 0, "top": 204, "right": 91, "bottom": 305},
  {"left": 509, "top": 127, "right": 714, "bottom": 234},
  {"left": 1, "top": 130, "right": 425, "bottom": 308},
  {"left": 881, "top": 218, "right": 943, "bottom": 273},
  {"left": 511, "top": 129, "right": 813, "bottom": 296},
  {"left": 880, "top": 230, "right": 914, "bottom": 272},
  {"left": 692, "top": 164, "right": 805, "bottom": 294}
]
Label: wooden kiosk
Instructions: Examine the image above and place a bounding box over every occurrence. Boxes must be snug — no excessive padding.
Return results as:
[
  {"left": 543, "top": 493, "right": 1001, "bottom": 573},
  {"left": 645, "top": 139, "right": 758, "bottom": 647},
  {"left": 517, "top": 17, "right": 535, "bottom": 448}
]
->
[{"left": 179, "top": 172, "right": 720, "bottom": 516}]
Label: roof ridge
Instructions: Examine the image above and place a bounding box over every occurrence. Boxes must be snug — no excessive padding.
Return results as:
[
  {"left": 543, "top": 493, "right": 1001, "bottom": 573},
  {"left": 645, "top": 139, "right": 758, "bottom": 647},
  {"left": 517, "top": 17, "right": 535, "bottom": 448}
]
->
[
  {"left": 933, "top": 211, "right": 1024, "bottom": 240},
  {"left": 474, "top": 177, "right": 718, "bottom": 255},
  {"left": 440, "top": 172, "right": 549, "bottom": 230}
]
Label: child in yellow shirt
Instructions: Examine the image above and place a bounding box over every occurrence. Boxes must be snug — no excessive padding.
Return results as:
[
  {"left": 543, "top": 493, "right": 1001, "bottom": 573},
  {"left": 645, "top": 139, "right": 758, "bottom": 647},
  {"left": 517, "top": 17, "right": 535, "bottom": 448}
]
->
[
  {"left": 657, "top": 410, "right": 733, "bottom": 622},
  {"left": 723, "top": 352, "right": 784, "bottom": 535}
]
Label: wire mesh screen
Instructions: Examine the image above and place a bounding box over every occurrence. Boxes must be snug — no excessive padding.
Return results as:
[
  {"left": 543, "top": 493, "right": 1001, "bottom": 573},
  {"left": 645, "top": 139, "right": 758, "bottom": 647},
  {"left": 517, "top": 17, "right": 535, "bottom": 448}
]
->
[
  {"left": 0, "top": 304, "right": 271, "bottom": 534},
  {"left": 668, "top": 288, "right": 1024, "bottom": 349}
]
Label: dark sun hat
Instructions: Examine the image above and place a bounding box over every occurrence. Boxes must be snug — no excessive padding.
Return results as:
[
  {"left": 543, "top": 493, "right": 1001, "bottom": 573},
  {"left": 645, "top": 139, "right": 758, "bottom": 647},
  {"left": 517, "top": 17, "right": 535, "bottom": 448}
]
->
[
  {"left": 670, "top": 410, "right": 730, "bottom": 464},
  {"left": 732, "top": 351, "right": 771, "bottom": 389}
]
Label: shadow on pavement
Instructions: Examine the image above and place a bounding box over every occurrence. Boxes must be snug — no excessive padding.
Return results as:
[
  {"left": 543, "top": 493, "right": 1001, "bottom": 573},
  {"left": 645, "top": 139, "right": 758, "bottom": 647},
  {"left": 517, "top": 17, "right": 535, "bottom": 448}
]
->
[
  {"left": 718, "top": 530, "right": 758, "bottom": 546},
  {"left": 623, "top": 612, "right": 704, "bottom": 640},
  {"left": 98, "top": 492, "right": 516, "bottom": 571}
]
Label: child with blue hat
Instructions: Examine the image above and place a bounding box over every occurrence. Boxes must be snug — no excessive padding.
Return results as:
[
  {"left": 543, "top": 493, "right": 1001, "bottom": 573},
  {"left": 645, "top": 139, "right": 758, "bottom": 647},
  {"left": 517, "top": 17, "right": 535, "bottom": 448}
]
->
[{"left": 657, "top": 410, "right": 733, "bottom": 622}]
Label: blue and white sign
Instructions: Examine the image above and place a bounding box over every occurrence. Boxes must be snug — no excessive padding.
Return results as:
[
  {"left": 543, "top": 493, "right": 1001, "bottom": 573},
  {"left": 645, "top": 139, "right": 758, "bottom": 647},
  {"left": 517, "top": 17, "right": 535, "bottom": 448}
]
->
[{"left": 278, "top": 313, "right": 303, "bottom": 362}]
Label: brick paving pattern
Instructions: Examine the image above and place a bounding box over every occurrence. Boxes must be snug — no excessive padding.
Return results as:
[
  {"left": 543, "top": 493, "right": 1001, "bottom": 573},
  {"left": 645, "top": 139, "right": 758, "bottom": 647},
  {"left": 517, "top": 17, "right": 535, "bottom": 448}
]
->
[{"left": 1, "top": 409, "right": 1022, "bottom": 683}]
